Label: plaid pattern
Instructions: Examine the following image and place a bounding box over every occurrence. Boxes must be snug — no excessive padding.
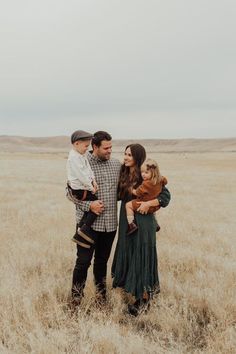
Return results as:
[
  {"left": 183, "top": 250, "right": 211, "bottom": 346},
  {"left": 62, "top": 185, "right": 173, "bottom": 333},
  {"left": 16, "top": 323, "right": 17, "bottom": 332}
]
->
[
  {"left": 66, "top": 184, "right": 82, "bottom": 205},
  {"left": 75, "top": 153, "right": 121, "bottom": 232}
]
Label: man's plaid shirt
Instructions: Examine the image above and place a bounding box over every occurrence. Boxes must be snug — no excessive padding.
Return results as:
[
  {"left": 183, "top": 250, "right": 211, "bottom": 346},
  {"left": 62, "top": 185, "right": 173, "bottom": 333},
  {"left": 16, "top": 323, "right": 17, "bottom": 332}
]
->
[{"left": 76, "top": 152, "right": 121, "bottom": 232}]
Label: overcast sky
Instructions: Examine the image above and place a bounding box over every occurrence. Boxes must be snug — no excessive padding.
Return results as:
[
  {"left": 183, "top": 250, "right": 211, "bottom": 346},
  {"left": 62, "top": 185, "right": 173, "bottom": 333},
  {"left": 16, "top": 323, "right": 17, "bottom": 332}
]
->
[{"left": 0, "top": 0, "right": 236, "bottom": 138}]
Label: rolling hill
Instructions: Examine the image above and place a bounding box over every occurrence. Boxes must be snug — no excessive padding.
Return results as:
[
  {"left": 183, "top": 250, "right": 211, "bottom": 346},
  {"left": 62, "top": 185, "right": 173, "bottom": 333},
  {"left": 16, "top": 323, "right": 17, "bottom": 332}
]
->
[{"left": 0, "top": 135, "right": 235, "bottom": 153}]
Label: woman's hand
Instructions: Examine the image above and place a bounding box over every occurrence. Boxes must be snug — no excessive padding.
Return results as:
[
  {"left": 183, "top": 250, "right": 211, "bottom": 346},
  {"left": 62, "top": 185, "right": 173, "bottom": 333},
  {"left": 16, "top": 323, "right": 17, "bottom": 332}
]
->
[
  {"left": 137, "top": 199, "right": 160, "bottom": 214},
  {"left": 136, "top": 201, "right": 150, "bottom": 214}
]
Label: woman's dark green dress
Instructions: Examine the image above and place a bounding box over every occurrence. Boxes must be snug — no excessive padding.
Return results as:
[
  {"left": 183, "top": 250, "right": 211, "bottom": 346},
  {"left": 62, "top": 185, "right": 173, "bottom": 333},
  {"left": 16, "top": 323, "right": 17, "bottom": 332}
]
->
[{"left": 112, "top": 199, "right": 160, "bottom": 300}]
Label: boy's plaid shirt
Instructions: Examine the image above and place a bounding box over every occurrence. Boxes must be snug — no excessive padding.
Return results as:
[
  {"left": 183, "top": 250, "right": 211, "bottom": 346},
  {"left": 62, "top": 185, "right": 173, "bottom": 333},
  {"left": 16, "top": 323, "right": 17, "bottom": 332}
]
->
[{"left": 75, "top": 152, "right": 121, "bottom": 232}]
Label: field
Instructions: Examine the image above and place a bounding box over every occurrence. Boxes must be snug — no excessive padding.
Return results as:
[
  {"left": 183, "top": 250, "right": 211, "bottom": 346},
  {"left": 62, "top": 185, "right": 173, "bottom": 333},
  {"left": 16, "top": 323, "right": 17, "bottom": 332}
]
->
[{"left": 0, "top": 144, "right": 235, "bottom": 353}]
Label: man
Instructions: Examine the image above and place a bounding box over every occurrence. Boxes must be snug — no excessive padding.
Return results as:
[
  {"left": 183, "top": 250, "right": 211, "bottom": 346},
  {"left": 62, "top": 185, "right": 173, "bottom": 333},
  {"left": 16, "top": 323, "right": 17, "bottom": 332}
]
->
[
  {"left": 71, "top": 131, "right": 171, "bottom": 306},
  {"left": 71, "top": 131, "right": 121, "bottom": 305}
]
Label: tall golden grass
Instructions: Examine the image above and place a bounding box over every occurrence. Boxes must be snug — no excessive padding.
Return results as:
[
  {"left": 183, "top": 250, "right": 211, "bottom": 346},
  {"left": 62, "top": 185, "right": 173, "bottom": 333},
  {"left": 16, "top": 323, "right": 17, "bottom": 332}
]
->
[{"left": 0, "top": 150, "right": 235, "bottom": 353}]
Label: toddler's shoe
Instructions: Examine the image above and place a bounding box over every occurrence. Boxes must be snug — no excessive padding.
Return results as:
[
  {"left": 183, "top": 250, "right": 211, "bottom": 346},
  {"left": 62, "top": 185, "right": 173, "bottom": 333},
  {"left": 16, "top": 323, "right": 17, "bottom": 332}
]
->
[
  {"left": 127, "top": 222, "right": 138, "bottom": 236},
  {"left": 77, "top": 224, "right": 95, "bottom": 244},
  {"left": 71, "top": 225, "right": 95, "bottom": 248},
  {"left": 71, "top": 232, "right": 90, "bottom": 248}
]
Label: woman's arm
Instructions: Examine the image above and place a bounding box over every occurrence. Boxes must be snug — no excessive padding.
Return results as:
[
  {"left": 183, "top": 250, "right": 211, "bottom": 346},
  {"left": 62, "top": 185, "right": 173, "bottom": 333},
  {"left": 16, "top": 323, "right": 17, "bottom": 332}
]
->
[
  {"left": 137, "top": 186, "right": 171, "bottom": 214},
  {"left": 156, "top": 186, "right": 171, "bottom": 208}
]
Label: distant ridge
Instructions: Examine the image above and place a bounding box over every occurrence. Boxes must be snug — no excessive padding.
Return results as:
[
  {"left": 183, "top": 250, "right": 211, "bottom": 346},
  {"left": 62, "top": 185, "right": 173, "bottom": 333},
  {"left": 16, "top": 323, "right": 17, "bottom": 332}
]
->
[{"left": 0, "top": 135, "right": 235, "bottom": 153}]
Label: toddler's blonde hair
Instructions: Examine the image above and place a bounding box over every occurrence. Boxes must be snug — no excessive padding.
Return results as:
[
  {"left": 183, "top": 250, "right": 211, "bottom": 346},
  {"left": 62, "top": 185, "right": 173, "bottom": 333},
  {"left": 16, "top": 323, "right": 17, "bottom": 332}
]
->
[{"left": 141, "top": 158, "right": 161, "bottom": 185}]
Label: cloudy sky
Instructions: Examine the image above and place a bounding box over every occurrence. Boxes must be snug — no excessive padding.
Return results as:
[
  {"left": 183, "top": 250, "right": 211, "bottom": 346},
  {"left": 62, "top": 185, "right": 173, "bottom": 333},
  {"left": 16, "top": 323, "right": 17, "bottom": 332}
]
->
[{"left": 0, "top": 0, "right": 235, "bottom": 138}]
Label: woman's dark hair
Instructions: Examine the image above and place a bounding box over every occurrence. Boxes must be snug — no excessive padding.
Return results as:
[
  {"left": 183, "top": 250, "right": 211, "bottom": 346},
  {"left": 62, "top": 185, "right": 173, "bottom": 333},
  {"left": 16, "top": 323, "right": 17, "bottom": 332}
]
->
[
  {"left": 92, "top": 131, "right": 112, "bottom": 148},
  {"left": 118, "top": 144, "right": 146, "bottom": 200}
]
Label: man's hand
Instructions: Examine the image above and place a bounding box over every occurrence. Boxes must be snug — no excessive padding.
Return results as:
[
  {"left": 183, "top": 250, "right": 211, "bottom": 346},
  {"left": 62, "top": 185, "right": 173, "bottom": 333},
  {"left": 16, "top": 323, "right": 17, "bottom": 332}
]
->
[{"left": 90, "top": 200, "right": 104, "bottom": 215}]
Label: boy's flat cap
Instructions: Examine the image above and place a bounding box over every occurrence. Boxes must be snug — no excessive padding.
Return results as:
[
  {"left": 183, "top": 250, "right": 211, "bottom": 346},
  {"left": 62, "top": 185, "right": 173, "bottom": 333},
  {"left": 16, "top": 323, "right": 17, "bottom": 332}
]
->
[{"left": 71, "top": 130, "right": 93, "bottom": 143}]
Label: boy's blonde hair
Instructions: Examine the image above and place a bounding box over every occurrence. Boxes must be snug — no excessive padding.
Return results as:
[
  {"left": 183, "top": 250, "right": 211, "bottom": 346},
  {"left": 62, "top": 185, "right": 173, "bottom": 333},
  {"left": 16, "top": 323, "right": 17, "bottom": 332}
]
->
[{"left": 141, "top": 158, "right": 161, "bottom": 184}]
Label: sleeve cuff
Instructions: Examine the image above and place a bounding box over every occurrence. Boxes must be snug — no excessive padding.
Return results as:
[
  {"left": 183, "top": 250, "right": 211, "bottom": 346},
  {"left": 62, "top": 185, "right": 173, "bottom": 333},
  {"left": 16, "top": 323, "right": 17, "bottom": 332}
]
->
[{"left": 76, "top": 201, "right": 91, "bottom": 212}]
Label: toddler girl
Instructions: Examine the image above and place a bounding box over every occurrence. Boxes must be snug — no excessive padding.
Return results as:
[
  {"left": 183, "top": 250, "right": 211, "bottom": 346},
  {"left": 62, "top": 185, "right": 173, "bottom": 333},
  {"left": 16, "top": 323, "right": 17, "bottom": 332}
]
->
[{"left": 126, "top": 158, "right": 167, "bottom": 235}]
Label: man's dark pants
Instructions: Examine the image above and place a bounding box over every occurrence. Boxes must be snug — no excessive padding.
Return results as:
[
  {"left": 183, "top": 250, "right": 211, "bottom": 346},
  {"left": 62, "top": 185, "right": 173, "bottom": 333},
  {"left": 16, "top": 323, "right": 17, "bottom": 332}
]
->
[{"left": 72, "top": 227, "right": 116, "bottom": 301}]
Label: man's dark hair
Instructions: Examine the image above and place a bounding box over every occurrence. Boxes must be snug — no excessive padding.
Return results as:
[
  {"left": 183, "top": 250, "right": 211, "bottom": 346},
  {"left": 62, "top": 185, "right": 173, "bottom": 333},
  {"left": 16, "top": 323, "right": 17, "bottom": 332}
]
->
[{"left": 92, "top": 131, "right": 112, "bottom": 148}]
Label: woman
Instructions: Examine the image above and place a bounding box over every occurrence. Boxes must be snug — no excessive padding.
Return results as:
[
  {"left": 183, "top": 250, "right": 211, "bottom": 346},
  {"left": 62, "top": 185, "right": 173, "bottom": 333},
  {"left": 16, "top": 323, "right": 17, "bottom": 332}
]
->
[{"left": 112, "top": 144, "right": 170, "bottom": 316}]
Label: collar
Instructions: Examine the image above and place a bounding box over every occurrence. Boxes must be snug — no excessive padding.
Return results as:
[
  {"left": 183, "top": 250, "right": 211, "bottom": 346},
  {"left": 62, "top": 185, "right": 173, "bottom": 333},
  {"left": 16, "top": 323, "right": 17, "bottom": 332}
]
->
[{"left": 88, "top": 151, "right": 107, "bottom": 163}]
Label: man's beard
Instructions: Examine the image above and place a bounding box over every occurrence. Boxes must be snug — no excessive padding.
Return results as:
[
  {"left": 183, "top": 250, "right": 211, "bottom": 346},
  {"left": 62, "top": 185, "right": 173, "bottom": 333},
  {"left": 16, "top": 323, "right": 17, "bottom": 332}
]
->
[{"left": 98, "top": 153, "right": 111, "bottom": 161}]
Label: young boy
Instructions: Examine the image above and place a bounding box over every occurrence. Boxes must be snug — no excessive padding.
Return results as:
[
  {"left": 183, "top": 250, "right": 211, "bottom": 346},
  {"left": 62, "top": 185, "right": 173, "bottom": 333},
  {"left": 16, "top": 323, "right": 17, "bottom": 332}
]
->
[{"left": 66, "top": 130, "right": 98, "bottom": 245}]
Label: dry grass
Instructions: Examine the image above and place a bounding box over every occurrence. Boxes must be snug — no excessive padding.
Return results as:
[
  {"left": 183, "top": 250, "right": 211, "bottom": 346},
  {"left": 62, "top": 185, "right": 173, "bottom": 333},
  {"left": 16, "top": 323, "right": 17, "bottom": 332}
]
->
[{"left": 0, "top": 150, "right": 235, "bottom": 353}]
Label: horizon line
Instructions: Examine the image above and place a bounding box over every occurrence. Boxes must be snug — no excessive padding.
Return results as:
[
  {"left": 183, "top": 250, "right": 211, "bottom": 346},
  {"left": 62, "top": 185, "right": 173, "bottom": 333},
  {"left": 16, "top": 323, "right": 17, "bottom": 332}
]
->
[{"left": 0, "top": 134, "right": 236, "bottom": 141}]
